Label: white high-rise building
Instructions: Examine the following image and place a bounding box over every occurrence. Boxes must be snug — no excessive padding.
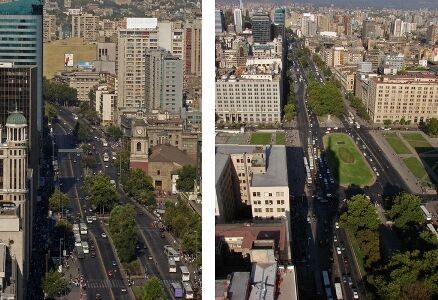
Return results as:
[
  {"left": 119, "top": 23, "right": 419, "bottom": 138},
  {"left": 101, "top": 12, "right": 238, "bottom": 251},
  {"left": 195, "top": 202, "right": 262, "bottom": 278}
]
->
[
  {"left": 234, "top": 8, "right": 243, "bottom": 33},
  {"left": 117, "top": 18, "right": 159, "bottom": 110},
  {"left": 391, "top": 19, "right": 405, "bottom": 37}
]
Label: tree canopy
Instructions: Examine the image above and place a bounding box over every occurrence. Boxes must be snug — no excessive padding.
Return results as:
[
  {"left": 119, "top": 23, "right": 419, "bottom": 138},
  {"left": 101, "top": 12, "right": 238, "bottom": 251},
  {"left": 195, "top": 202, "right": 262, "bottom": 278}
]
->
[
  {"left": 43, "top": 77, "right": 77, "bottom": 106},
  {"left": 388, "top": 193, "right": 424, "bottom": 230},
  {"left": 426, "top": 118, "right": 438, "bottom": 136},
  {"left": 43, "top": 269, "right": 67, "bottom": 299},
  {"left": 84, "top": 174, "right": 120, "bottom": 211},
  {"left": 45, "top": 102, "right": 58, "bottom": 120},
  {"left": 122, "top": 168, "right": 154, "bottom": 197},
  {"left": 109, "top": 204, "right": 137, "bottom": 263},
  {"left": 307, "top": 80, "right": 344, "bottom": 117},
  {"left": 340, "top": 194, "right": 379, "bottom": 233},
  {"left": 106, "top": 125, "right": 123, "bottom": 141},
  {"left": 176, "top": 165, "right": 197, "bottom": 192},
  {"left": 48, "top": 189, "right": 70, "bottom": 212},
  {"left": 73, "top": 121, "right": 90, "bottom": 142},
  {"left": 142, "top": 276, "right": 166, "bottom": 300}
]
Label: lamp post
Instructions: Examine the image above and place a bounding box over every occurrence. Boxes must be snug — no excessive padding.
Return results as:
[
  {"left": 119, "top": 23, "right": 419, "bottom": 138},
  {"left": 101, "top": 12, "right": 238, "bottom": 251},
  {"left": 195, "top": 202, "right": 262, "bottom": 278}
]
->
[{"left": 59, "top": 238, "right": 64, "bottom": 268}]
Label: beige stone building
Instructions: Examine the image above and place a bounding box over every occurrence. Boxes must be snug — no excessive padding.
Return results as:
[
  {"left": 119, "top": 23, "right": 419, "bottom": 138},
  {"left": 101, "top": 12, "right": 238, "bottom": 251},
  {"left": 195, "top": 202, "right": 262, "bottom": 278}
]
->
[
  {"left": 55, "top": 71, "right": 101, "bottom": 102},
  {"left": 334, "top": 65, "right": 357, "bottom": 92},
  {"left": 367, "top": 74, "right": 438, "bottom": 124},
  {"left": 215, "top": 145, "right": 290, "bottom": 222},
  {"left": 71, "top": 14, "right": 99, "bottom": 42},
  {"left": 43, "top": 13, "right": 57, "bottom": 43}
]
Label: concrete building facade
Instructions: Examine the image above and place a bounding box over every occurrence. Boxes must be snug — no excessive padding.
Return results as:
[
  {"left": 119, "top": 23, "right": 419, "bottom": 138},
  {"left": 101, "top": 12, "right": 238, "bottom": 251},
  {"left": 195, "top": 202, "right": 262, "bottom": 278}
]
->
[
  {"left": 252, "top": 11, "right": 271, "bottom": 44},
  {"left": 71, "top": 14, "right": 99, "bottom": 42}
]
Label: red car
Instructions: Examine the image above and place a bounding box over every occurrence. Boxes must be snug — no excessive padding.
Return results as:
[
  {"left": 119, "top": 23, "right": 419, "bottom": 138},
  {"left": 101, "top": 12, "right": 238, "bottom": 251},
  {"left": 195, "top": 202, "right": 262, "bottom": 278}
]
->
[{"left": 107, "top": 270, "right": 113, "bottom": 278}]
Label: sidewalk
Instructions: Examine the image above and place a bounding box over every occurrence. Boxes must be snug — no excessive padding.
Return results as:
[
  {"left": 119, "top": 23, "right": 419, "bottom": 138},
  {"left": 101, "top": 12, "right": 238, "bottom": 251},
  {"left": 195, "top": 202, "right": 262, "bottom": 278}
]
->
[
  {"left": 370, "top": 130, "right": 424, "bottom": 194},
  {"left": 56, "top": 254, "right": 85, "bottom": 300}
]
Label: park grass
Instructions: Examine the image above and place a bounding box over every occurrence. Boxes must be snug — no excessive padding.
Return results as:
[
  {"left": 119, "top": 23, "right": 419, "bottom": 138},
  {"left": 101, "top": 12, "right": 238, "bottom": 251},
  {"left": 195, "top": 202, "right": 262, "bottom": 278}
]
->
[
  {"left": 250, "top": 132, "right": 272, "bottom": 145},
  {"left": 324, "top": 133, "right": 374, "bottom": 187},
  {"left": 276, "top": 132, "right": 285, "bottom": 145},
  {"left": 384, "top": 133, "right": 411, "bottom": 155},
  {"left": 43, "top": 38, "right": 97, "bottom": 79},
  {"left": 403, "top": 157, "right": 427, "bottom": 179},
  {"left": 401, "top": 132, "right": 435, "bottom": 154},
  {"left": 132, "top": 286, "right": 143, "bottom": 300}
]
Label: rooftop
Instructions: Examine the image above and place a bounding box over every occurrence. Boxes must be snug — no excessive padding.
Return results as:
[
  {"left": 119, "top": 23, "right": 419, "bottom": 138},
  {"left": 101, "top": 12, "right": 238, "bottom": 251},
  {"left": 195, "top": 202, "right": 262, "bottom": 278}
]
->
[
  {"left": 249, "top": 263, "right": 277, "bottom": 300},
  {"left": 149, "top": 144, "right": 196, "bottom": 166},
  {"left": 215, "top": 145, "right": 288, "bottom": 187},
  {"left": 277, "top": 266, "right": 298, "bottom": 300}
]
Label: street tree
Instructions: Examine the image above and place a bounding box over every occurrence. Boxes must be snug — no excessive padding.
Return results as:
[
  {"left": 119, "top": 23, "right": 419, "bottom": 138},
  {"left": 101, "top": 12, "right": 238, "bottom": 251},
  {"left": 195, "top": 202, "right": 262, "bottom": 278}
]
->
[
  {"left": 355, "top": 229, "right": 380, "bottom": 269},
  {"left": 383, "top": 119, "right": 392, "bottom": 127},
  {"left": 176, "top": 165, "right": 197, "bottom": 192},
  {"left": 137, "top": 190, "right": 156, "bottom": 208},
  {"left": 388, "top": 193, "right": 424, "bottom": 230},
  {"left": 43, "top": 77, "right": 78, "bottom": 106},
  {"left": 109, "top": 204, "right": 137, "bottom": 263},
  {"left": 84, "top": 174, "right": 120, "bottom": 211},
  {"left": 45, "top": 102, "right": 58, "bottom": 120},
  {"left": 426, "top": 118, "right": 438, "bottom": 136},
  {"left": 113, "top": 147, "right": 131, "bottom": 174},
  {"left": 106, "top": 125, "right": 123, "bottom": 141},
  {"left": 73, "top": 121, "right": 90, "bottom": 142},
  {"left": 340, "top": 194, "right": 379, "bottom": 233},
  {"left": 43, "top": 269, "right": 67, "bottom": 299},
  {"left": 122, "top": 168, "right": 154, "bottom": 197},
  {"left": 142, "top": 276, "right": 166, "bottom": 300},
  {"left": 48, "top": 189, "right": 70, "bottom": 212},
  {"left": 284, "top": 102, "right": 296, "bottom": 122}
]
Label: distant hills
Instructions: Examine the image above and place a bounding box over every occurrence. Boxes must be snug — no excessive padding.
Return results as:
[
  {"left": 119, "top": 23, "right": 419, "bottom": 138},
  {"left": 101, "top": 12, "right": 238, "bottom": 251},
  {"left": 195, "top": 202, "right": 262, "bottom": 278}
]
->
[{"left": 218, "top": 0, "right": 438, "bottom": 9}]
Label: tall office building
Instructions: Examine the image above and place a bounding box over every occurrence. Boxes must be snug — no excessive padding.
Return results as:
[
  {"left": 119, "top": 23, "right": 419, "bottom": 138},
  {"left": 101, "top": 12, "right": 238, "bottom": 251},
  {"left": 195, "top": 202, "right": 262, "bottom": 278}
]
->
[
  {"left": 184, "top": 19, "right": 202, "bottom": 77},
  {"left": 252, "top": 11, "right": 272, "bottom": 43},
  {"left": 234, "top": 8, "right": 243, "bottom": 33},
  {"left": 426, "top": 24, "right": 437, "bottom": 45},
  {"left": 144, "top": 49, "right": 183, "bottom": 113},
  {"left": 215, "top": 9, "right": 225, "bottom": 33},
  {"left": 43, "top": 13, "right": 57, "bottom": 43},
  {"left": 117, "top": 18, "right": 159, "bottom": 110},
  {"left": 71, "top": 13, "right": 99, "bottom": 42},
  {"left": 0, "top": 1, "right": 43, "bottom": 132},
  {"left": 273, "top": 8, "right": 285, "bottom": 38},
  {"left": 391, "top": 19, "right": 404, "bottom": 37}
]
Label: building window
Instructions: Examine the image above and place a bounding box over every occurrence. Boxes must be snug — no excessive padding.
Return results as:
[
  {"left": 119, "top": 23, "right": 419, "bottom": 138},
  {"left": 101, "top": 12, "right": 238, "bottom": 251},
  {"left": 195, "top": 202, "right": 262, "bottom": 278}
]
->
[
  {"left": 157, "top": 170, "right": 160, "bottom": 175},
  {"left": 136, "top": 142, "right": 141, "bottom": 152}
]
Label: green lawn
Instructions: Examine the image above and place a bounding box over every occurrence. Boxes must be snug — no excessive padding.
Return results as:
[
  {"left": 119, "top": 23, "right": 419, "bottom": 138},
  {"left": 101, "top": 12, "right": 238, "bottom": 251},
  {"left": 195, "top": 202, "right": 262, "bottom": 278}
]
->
[
  {"left": 384, "top": 133, "right": 411, "bottom": 155},
  {"left": 324, "top": 133, "right": 375, "bottom": 187},
  {"left": 403, "top": 157, "right": 428, "bottom": 180},
  {"left": 276, "top": 132, "right": 285, "bottom": 145},
  {"left": 401, "top": 133, "right": 435, "bottom": 154},
  {"left": 250, "top": 132, "right": 272, "bottom": 145}
]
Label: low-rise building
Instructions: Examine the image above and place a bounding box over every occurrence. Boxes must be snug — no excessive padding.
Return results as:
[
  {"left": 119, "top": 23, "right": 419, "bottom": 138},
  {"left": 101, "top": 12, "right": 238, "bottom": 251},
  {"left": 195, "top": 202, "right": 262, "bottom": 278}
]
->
[{"left": 334, "top": 65, "right": 357, "bottom": 92}]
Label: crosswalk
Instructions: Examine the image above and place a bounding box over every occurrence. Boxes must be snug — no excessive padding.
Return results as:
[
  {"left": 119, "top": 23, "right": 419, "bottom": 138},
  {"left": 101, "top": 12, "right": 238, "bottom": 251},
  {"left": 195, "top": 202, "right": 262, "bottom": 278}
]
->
[
  {"left": 161, "top": 279, "right": 180, "bottom": 288},
  {"left": 85, "top": 279, "right": 124, "bottom": 289}
]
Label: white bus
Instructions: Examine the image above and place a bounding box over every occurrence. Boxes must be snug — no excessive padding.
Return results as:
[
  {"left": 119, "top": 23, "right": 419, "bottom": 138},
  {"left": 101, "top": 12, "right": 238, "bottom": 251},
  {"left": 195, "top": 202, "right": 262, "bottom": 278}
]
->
[
  {"left": 101, "top": 138, "right": 108, "bottom": 147},
  {"left": 81, "top": 241, "right": 89, "bottom": 254},
  {"left": 164, "top": 245, "right": 180, "bottom": 262},
  {"left": 335, "top": 282, "right": 343, "bottom": 300},
  {"left": 80, "top": 223, "right": 88, "bottom": 235},
  {"left": 103, "top": 153, "right": 109, "bottom": 162},
  {"left": 74, "top": 233, "right": 81, "bottom": 247},
  {"left": 420, "top": 205, "right": 432, "bottom": 222},
  {"left": 180, "top": 266, "right": 190, "bottom": 282},
  {"left": 182, "top": 282, "right": 194, "bottom": 299},
  {"left": 168, "top": 257, "right": 177, "bottom": 273},
  {"left": 322, "top": 270, "right": 330, "bottom": 287}
]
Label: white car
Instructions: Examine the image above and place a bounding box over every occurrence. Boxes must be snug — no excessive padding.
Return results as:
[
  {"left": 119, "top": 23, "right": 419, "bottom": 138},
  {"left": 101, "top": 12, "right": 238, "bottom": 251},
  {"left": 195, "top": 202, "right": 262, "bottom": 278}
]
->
[
  {"left": 376, "top": 172, "right": 380, "bottom": 177},
  {"left": 373, "top": 167, "right": 377, "bottom": 171},
  {"left": 353, "top": 291, "right": 359, "bottom": 299},
  {"left": 336, "top": 247, "right": 341, "bottom": 254},
  {"left": 335, "top": 222, "right": 339, "bottom": 229},
  {"left": 101, "top": 233, "right": 107, "bottom": 238}
]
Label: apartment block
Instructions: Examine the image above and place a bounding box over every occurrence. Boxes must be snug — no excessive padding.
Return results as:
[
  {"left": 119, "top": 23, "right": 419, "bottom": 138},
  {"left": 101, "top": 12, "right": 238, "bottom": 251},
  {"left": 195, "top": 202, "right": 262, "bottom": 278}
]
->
[
  {"left": 92, "top": 85, "right": 117, "bottom": 126},
  {"left": 367, "top": 74, "right": 438, "bottom": 124},
  {"left": 216, "top": 64, "right": 283, "bottom": 124},
  {"left": 426, "top": 24, "right": 437, "bottom": 45},
  {"left": 215, "top": 145, "right": 290, "bottom": 222},
  {"left": 117, "top": 18, "right": 159, "bottom": 110},
  {"left": 71, "top": 13, "right": 99, "bottom": 42},
  {"left": 43, "top": 13, "right": 57, "bottom": 43},
  {"left": 184, "top": 19, "right": 202, "bottom": 77}
]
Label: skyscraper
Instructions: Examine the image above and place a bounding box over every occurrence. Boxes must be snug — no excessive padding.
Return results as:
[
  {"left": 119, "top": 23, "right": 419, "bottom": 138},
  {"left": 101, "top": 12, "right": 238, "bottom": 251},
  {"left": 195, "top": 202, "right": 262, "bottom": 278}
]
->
[
  {"left": 273, "top": 8, "right": 285, "bottom": 38},
  {"left": 215, "top": 10, "right": 225, "bottom": 33},
  {"left": 234, "top": 8, "right": 243, "bottom": 33},
  {"left": 391, "top": 19, "right": 404, "bottom": 37},
  {"left": 184, "top": 19, "right": 202, "bottom": 77},
  {"left": 117, "top": 18, "right": 159, "bottom": 110},
  {"left": 252, "top": 11, "right": 272, "bottom": 43},
  {"left": 144, "top": 49, "right": 183, "bottom": 113}
]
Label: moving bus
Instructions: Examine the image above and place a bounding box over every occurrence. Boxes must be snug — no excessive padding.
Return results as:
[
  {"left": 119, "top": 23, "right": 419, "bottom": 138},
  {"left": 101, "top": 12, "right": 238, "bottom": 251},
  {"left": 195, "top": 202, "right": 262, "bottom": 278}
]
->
[
  {"left": 182, "top": 282, "right": 194, "bottom": 299},
  {"left": 170, "top": 282, "right": 183, "bottom": 298},
  {"left": 164, "top": 245, "right": 180, "bottom": 262},
  {"left": 420, "top": 205, "right": 432, "bottom": 222},
  {"left": 80, "top": 223, "right": 88, "bottom": 235},
  {"left": 168, "top": 257, "right": 177, "bottom": 273},
  {"left": 335, "top": 282, "right": 343, "bottom": 300},
  {"left": 180, "top": 266, "right": 190, "bottom": 282},
  {"left": 82, "top": 241, "right": 89, "bottom": 254},
  {"left": 322, "top": 270, "right": 330, "bottom": 287}
]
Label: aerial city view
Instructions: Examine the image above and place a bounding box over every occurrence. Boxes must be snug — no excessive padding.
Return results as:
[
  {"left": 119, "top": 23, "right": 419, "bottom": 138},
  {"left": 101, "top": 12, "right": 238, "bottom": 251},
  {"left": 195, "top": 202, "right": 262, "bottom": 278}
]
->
[
  {"left": 214, "top": 0, "right": 438, "bottom": 299},
  {"left": 0, "top": 0, "right": 201, "bottom": 299}
]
